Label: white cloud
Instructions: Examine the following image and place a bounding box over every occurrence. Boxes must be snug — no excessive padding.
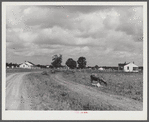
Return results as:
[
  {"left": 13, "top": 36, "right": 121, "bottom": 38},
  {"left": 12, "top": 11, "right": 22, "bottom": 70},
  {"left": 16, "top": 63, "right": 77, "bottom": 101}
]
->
[
  {"left": 19, "top": 32, "right": 38, "bottom": 42},
  {"left": 6, "top": 5, "right": 143, "bottom": 66}
]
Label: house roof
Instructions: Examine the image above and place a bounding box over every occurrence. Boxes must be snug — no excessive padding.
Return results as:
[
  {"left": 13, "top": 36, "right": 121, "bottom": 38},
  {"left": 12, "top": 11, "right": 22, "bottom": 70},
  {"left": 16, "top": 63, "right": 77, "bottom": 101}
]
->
[
  {"left": 19, "top": 63, "right": 24, "bottom": 65},
  {"left": 19, "top": 61, "right": 35, "bottom": 66},
  {"left": 25, "top": 61, "right": 35, "bottom": 65},
  {"left": 124, "top": 63, "right": 138, "bottom": 67},
  {"left": 118, "top": 62, "right": 138, "bottom": 67},
  {"left": 118, "top": 62, "right": 129, "bottom": 67}
]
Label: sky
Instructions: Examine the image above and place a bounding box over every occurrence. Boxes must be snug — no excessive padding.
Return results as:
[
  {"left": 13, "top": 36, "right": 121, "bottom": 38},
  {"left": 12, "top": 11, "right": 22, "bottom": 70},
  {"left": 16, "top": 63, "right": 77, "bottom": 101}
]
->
[{"left": 6, "top": 5, "right": 143, "bottom": 66}]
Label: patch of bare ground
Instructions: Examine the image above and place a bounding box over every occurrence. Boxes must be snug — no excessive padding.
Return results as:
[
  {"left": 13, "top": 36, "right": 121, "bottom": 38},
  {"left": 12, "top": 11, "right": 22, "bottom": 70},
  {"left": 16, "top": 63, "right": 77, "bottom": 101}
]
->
[{"left": 62, "top": 70, "right": 143, "bottom": 102}]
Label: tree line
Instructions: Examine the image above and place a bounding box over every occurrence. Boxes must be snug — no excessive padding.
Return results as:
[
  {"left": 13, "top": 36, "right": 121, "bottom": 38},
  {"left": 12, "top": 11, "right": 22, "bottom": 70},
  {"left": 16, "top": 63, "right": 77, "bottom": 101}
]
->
[
  {"left": 51, "top": 54, "right": 86, "bottom": 69},
  {"left": 6, "top": 63, "right": 19, "bottom": 67}
]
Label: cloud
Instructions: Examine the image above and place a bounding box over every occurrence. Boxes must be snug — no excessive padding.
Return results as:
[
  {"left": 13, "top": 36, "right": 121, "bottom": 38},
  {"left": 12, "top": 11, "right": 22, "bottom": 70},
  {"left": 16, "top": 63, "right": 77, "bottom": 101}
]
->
[
  {"left": 22, "top": 6, "right": 77, "bottom": 30},
  {"left": 62, "top": 6, "right": 112, "bottom": 14},
  {"left": 19, "top": 31, "right": 38, "bottom": 42},
  {"left": 6, "top": 5, "right": 143, "bottom": 66},
  {"left": 115, "top": 7, "right": 143, "bottom": 41},
  {"left": 6, "top": 6, "right": 26, "bottom": 29}
]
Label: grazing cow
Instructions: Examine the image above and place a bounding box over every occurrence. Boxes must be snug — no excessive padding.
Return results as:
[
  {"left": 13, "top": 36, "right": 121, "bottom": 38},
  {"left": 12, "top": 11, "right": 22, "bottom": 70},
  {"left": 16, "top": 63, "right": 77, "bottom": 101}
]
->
[{"left": 90, "top": 73, "right": 107, "bottom": 86}]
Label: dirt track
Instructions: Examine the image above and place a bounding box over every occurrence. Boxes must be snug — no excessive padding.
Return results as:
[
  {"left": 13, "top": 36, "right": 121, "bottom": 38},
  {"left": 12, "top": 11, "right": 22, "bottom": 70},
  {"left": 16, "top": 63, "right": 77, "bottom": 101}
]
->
[
  {"left": 6, "top": 73, "right": 32, "bottom": 110},
  {"left": 6, "top": 72, "right": 143, "bottom": 110}
]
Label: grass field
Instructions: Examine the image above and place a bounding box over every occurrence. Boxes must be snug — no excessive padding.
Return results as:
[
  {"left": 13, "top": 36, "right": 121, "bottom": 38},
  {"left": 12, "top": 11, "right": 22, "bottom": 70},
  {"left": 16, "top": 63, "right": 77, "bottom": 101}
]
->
[
  {"left": 62, "top": 70, "right": 143, "bottom": 102},
  {"left": 6, "top": 68, "right": 143, "bottom": 102},
  {"left": 6, "top": 68, "right": 143, "bottom": 110},
  {"left": 25, "top": 72, "right": 116, "bottom": 110}
]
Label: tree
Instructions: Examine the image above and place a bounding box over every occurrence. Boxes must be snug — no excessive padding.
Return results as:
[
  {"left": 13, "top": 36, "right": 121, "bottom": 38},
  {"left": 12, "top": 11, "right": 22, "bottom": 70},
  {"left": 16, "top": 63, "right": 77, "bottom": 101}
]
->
[
  {"left": 66, "top": 58, "right": 77, "bottom": 69},
  {"left": 77, "top": 57, "right": 87, "bottom": 69},
  {"left": 51, "top": 54, "right": 62, "bottom": 68},
  {"left": 95, "top": 65, "right": 99, "bottom": 69}
]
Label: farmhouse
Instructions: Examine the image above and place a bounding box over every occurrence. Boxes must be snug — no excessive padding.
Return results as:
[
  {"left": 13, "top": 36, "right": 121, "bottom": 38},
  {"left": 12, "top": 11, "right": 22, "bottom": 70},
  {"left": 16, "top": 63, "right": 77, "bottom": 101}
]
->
[
  {"left": 19, "top": 61, "right": 35, "bottom": 69},
  {"left": 118, "top": 62, "right": 139, "bottom": 72}
]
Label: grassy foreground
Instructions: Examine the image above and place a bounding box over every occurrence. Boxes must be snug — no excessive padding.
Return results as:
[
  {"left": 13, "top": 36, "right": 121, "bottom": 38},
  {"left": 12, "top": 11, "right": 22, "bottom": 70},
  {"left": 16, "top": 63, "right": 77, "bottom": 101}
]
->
[
  {"left": 62, "top": 70, "right": 143, "bottom": 102},
  {"left": 7, "top": 68, "right": 142, "bottom": 110},
  {"left": 24, "top": 71, "right": 124, "bottom": 110},
  {"left": 22, "top": 69, "right": 143, "bottom": 110}
]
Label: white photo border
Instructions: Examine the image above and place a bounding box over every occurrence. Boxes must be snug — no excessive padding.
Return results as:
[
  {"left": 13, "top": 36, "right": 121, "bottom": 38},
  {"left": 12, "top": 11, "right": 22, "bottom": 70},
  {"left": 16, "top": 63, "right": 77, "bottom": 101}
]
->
[{"left": 2, "top": 2, "right": 147, "bottom": 120}]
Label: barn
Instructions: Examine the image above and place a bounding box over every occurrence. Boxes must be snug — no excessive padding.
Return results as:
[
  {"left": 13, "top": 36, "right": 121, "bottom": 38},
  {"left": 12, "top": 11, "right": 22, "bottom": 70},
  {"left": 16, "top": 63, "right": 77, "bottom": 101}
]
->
[
  {"left": 118, "top": 62, "right": 139, "bottom": 72},
  {"left": 19, "top": 61, "right": 35, "bottom": 69}
]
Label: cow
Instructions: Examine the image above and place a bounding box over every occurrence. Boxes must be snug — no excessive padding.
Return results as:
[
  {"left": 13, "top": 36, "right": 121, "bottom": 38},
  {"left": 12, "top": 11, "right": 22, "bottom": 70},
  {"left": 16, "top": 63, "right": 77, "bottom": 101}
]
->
[{"left": 90, "top": 73, "right": 107, "bottom": 86}]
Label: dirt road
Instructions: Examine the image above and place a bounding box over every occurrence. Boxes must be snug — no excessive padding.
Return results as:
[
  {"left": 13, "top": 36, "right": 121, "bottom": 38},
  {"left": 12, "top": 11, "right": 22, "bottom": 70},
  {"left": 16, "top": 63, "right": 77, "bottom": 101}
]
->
[
  {"left": 51, "top": 73, "right": 143, "bottom": 111},
  {"left": 6, "top": 73, "right": 32, "bottom": 110}
]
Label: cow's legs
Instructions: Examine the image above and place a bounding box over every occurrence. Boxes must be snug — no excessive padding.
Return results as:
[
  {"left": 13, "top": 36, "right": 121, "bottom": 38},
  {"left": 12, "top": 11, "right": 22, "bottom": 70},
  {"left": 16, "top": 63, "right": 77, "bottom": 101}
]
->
[{"left": 97, "top": 79, "right": 101, "bottom": 85}]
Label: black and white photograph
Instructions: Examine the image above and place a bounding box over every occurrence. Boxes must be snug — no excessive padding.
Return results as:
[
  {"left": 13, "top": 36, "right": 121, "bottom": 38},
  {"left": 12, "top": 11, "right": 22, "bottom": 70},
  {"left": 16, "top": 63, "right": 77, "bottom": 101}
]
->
[{"left": 2, "top": 2, "right": 147, "bottom": 120}]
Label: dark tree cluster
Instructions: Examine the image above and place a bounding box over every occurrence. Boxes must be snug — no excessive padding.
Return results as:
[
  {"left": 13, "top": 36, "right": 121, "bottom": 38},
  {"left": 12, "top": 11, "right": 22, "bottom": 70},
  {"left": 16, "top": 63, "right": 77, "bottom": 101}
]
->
[
  {"left": 65, "top": 56, "right": 87, "bottom": 69},
  {"left": 77, "top": 57, "right": 87, "bottom": 69},
  {"left": 65, "top": 58, "right": 77, "bottom": 69},
  {"left": 51, "top": 54, "right": 87, "bottom": 69},
  {"left": 6, "top": 62, "right": 19, "bottom": 68},
  {"left": 36, "top": 64, "right": 47, "bottom": 68}
]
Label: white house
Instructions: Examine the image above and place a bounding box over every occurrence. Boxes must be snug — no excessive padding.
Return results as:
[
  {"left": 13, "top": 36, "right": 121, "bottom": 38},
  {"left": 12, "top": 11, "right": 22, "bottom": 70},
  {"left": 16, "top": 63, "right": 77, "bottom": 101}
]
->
[
  {"left": 19, "top": 61, "right": 34, "bottom": 69},
  {"left": 123, "top": 62, "right": 139, "bottom": 72}
]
